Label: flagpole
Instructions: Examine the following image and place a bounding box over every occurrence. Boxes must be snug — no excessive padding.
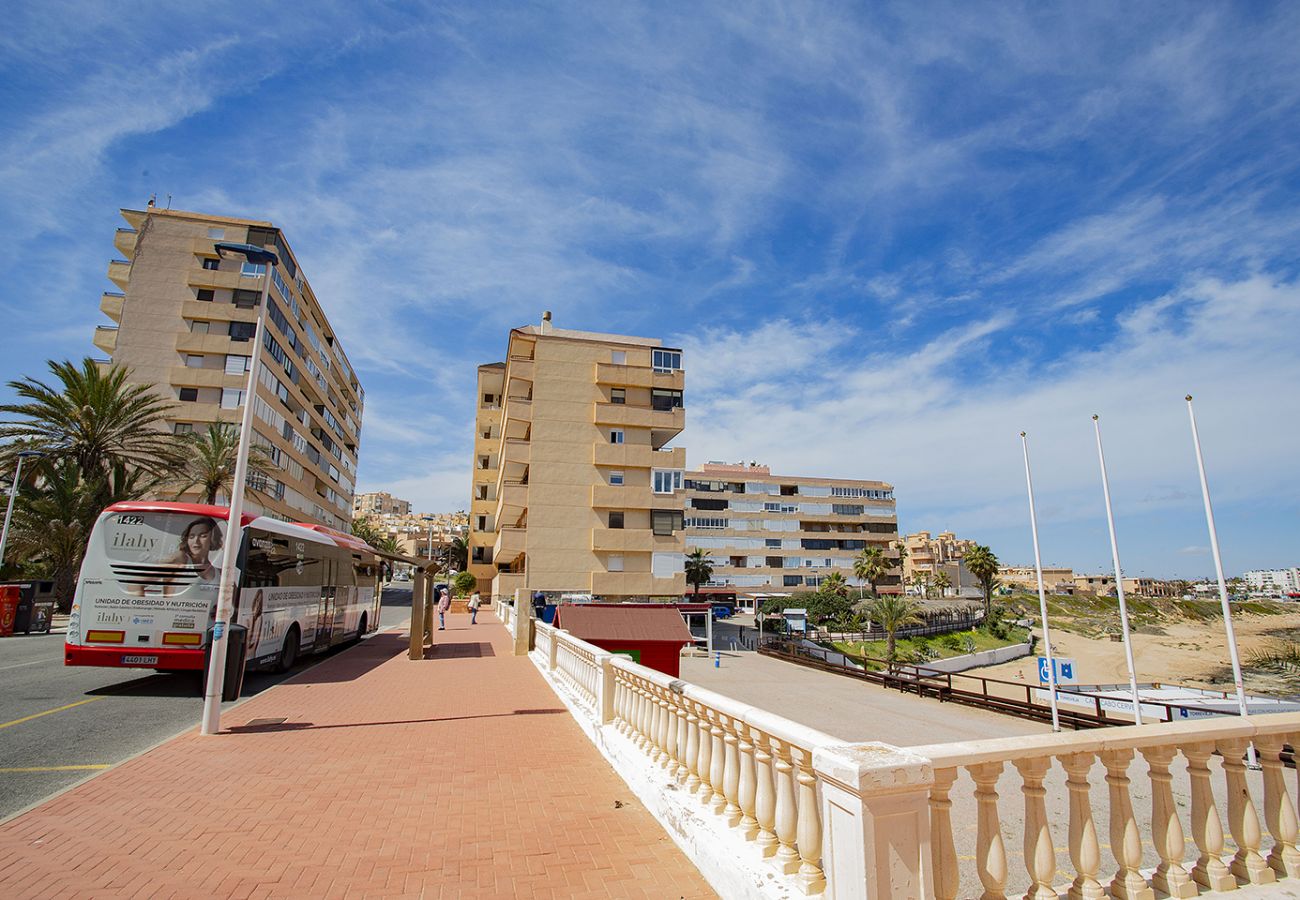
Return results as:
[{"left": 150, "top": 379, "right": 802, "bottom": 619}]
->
[
  {"left": 1020, "top": 432, "right": 1061, "bottom": 732},
  {"left": 1186, "top": 396, "right": 1252, "bottom": 753},
  {"left": 1092, "top": 415, "right": 1144, "bottom": 725}
]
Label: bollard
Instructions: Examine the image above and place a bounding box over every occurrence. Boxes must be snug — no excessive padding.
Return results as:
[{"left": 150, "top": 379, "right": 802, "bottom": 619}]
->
[{"left": 714, "top": 651, "right": 720, "bottom": 668}]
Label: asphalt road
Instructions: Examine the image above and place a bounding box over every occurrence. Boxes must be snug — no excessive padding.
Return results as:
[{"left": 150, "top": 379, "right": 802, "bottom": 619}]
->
[{"left": 0, "top": 586, "right": 413, "bottom": 821}]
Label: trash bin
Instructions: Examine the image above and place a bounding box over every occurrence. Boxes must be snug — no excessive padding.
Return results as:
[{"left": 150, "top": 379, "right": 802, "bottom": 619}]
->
[
  {"left": 13, "top": 592, "right": 33, "bottom": 634},
  {"left": 203, "top": 623, "right": 248, "bottom": 702},
  {"left": 0, "top": 586, "right": 17, "bottom": 637},
  {"left": 542, "top": 604, "right": 557, "bottom": 624}
]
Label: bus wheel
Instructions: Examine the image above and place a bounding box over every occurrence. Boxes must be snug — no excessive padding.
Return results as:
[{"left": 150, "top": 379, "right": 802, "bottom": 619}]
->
[
  {"left": 355, "top": 612, "right": 368, "bottom": 644},
  {"left": 276, "top": 626, "right": 300, "bottom": 673}
]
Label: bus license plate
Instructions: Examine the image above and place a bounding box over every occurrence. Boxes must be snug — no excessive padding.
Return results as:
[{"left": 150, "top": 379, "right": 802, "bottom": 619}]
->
[{"left": 121, "top": 654, "right": 159, "bottom": 665}]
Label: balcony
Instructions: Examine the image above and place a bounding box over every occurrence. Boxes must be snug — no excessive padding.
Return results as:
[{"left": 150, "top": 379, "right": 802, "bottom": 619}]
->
[
  {"left": 501, "top": 438, "right": 530, "bottom": 467},
  {"left": 590, "top": 571, "right": 686, "bottom": 597},
  {"left": 99, "top": 291, "right": 124, "bottom": 323},
  {"left": 505, "top": 356, "right": 534, "bottom": 384},
  {"left": 92, "top": 325, "right": 118, "bottom": 354},
  {"left": 591, "top": 528, "right": 680, "bottom": 553},
  {"left": 497, "top": 481, "right": 528, "bottom": 516},
  {"left": 591, "top": 484, "right": 683, "bottom": 510},
  {"left": 594, "top": 362, "right": 684, "bottom": 391},
  {"left": 114, "top": 228, "right": 137, "bottom": 258},
  {"left": 175, "top": 332, "right": 235, "bottom": 355},
  {"left": 593, "top": 403, "right": 684, "bottom": 434},
  {"left": 592, "top": 445, "right": 685, "bottom": 470},
  {"left": 502, "top": 396, "right": 532, "bottom": 423},
  {"left": 187, "top": 268, "right": 243, "bottom": 291},
  {"left": 106, "top": 259, "right": 131, "bottom": 290},
  {"left": 493, "top": 526, "right": 526, "bottom": 562},
  {"left": 170, "top": 365, "right": 236, "bottom": 389},
  {"left": 182, "top": 299, "right": 257, "bottom": 324},
  {"left": 491, "top": 571, "right": 526, "bottom": 600}
]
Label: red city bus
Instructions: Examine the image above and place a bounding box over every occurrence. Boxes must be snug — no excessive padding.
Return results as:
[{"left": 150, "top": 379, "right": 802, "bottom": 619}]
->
[{"left": 66, "top": 501, "right": 381, "bottom": 674}]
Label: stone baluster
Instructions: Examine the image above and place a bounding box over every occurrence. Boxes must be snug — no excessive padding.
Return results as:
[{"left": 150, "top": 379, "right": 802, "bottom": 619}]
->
[
  {"left": 1014, "top": 756, "right": 1057, "bottom": 900},
  {"left": 684, "top": 705, "right": 702, "bottom": 793},
  {"left": 615, "top": 676, "right": 629, "bottom": 734},
  {"left": 1256, "top": 733, "right": 1300, "bottom": 878},
  {"left": 1184, "top": 741, "right": 1236, "bottom": 892},
  {"left": 673, "top": 699, "right": 690, "bottom": 783},
  {"left": 1060, "top": 752, "right": 1104, "bottom": 900},
  {"left": 968, "top": 761, "right": 1008, "bottom": 900},
  {"left": 696, "top": 704, "right": 715, "bottom": 802},
  {"left": 790, "top": 744, "right": 826, "bottom": 894},
  {"left": 1220, "top": 737, "right": 1275, "bottom": 885},
  {"left": 722, "top": 714, "right": 742, "bottom": 826},
  {"left": 635, "top": 681, "right": 651, "bottom": 752},
  {"left": 709, "top": 712, "right": 727, "bottom": 815},
  {"left": 930, "top": 768, "right": 960, "bottom": 900},
  {"left": 664, "top": 693, "right": 680, "bottom": 772},
  {"left": 772, "top": 737, "right": 802, "bottom": 875},
  {"left": 738, "top": 725, "right": 759, "bottom": 840},
  {"left": 652, "top": 688, "right": 669, "bottom": 766},
  {"left": 753, "top": 727, "right": 779, "bottom": 857},
  {"left": 1143, "top": 746, "right": 1196, "bottom": 898},
  {"left": 1101, "top": 748, "right": 1154, "bottom": 900}
]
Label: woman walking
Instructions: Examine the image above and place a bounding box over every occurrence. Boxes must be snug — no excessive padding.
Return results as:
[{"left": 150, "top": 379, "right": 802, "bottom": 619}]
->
[
  {"left": 437, "top": 588, "right": 451, "bottom": 630},
  {"left": 468, "top": 590, "right": 482, "bottom": 625}
]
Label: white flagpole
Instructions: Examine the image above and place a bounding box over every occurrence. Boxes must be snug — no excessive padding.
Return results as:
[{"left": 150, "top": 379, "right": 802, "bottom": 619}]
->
[
  {"left": 1186, "top": 396, "right": 1252, "bottom": 747},
  {"left": 1092, "top": 415, "right": 1144, "bottom": 725},
  {"left": 1020, "top": 432, "right": 1061, "bottom": 732}
]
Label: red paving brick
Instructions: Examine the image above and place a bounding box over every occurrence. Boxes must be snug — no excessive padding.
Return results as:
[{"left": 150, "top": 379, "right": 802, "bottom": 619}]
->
[{"left": 0, "top": 612, "right": 715, "bottom": 899}]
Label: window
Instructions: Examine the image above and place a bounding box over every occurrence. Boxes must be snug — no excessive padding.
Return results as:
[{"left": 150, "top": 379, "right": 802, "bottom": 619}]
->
[
  {"left": 832, "top": 504, "right": 865, "bottom": 516},
  {"left": 241, "top": 262, "right": 266, "bottom": 278},
  {"left": 765, "top": 538, "right": 781, "bottom": 549},
  {"left": 178, "top": 388, "right": 198, "bottom": 402},
  {"left": 610, "top": 429, "right": 624, "bottom": 444},
  {"left": 651, "top": 509, "right": 682, "bottom": 536},
  {"left": 190, "top": 320, "right": 210, "bottom": 334},
  {"left": 651, "top": 389, "right": 683, "bottom": 411},
  {"left": 652, "top": 469, "right": 682, "bottom": 494},
  {"left": 482, "top": 393, "right": 495, "bottom": 407},
  {"left": 652, "top": 349, "right": 682, "bottom": 372},
  {"left": 609, "top": 471, "right": 624, "bottom": 486},
  {"left": 475, "top": 485, "right": 488, "bottom": 500},
  {"left": 221, "top": 389, "right": 245, "bottom": 409},
  {"left": 201, "top": 258, "right": 220, "bottom": 271},
  {"left": 607, "top": 555, "right": 624, "bottom": 572},
  {"left": 477, "top": 516, "right": 487, "bottom": 531},
  {"left": 174, "top": 422, "right": 194, "bottom": 435},
  {"left": 196, "top": 289, "right": 215, "bottom": 302},
  {"left": 233, "top": 289, "right": 260, "bottom": 309},
  {"left": 684, "top": 517, "right": 728, "bottom": 529},
  {"left": 225, "top": 354, "right": 250, "bottom": 375},
  {"left": 692, "top": 497, "right": 727, "bottom": 511},
  {"left": 608, "top": 511, "right": 625, "bottom": 529},
  {"left": 784, "top": 575, "right": 803, "bottom": 587},
  {"left": 185, "top": 354, "right": 204, "bottom": 368},
  {"left": 611, "top": 350, "right": 626, "bottom": 365},
  {"left": 610, "top": 388, "right": 625, "bottom": 405},
  {"left": 229, "top": 322, "right": 256, "bottom": 342},
  {"left": 207, "top": 227, "right": 225, "bottom": 239}
]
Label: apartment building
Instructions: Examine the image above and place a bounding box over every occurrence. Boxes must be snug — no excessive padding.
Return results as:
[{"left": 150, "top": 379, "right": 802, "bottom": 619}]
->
[
  {"left": 682, "top": 462, "right": 899, "bottom": 594},
  {"left": 1074, "top": 574, "right": 1118, "bottom": 596},
  {"left": 97, "top": 205, "right": 364, "bottom": 529},
  {"left": 467, "top": 318, "right": 687, "bottom": 600},
  {"left": 902, "top": 530, "right": 979, "bottom": 597},
  {"left": 1244, "top": 568, "right": 1300, "bottom": 596},
  {"left": 354, "top": 491, "right": 412, "bottom": 516},
  {"left": 1000, "top": 566, "right": 1076, "bottom": 595}
]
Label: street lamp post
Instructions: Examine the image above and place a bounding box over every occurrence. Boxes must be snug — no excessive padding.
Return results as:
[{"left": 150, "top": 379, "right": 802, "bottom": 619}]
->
[
  {"left": 200, "top": 242, "right": 279, "bottom": 737},
  {"left": 0, "top": 450, "right": 44, "bottom": 570}
]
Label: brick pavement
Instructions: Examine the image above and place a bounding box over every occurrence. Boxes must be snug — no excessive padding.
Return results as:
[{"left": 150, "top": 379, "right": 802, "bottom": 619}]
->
[{"left": 0, "top": 612, "right": 715, "bottom": 899}]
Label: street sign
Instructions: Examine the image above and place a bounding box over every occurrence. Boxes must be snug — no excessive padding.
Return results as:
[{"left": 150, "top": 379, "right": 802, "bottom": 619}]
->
[{"left": 1037, "top": 656, "right": 1076, "bottom": 684}]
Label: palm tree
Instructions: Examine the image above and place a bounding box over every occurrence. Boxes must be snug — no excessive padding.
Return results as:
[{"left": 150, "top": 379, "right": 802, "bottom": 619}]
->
[
  {"left": 6, "top": 459, "right": 104, "bottom": 610},
  {"left": 0, "top": 360, "right": 181, "bottom": 505},
  {"left": 446, "top": 534, "right": 468, "bottom": 571},
  {"left": 893, "top": 540, "right": 909, "bottom": 590},
  {"left": 820, "top": 571, "right": 849, "bottom": 598},
  {"left": 350, "top": 516, "right": 384, "bottom": 546},
  {"left": 853, "top": 546, "right": 889, "bottom": 599},
  {"left": 866, "top": 594, "right": 923, "bottom": 668},
  {"left": 964, "top": 545, "right": 1001, "bottom": 618},
  {"left": 934, "top": 570, "right": 952, "bottom": 598},
  {"left": 684, "top": 548, "right": 713, "bottom": 597},
  {"left": 172, "top": 423, "right": 277, "bottom": 505}
]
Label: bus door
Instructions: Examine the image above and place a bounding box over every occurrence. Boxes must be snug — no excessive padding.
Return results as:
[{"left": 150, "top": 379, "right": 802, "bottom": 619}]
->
[{"left": 315, "top": 554, "right": 335, "bottom": 652}]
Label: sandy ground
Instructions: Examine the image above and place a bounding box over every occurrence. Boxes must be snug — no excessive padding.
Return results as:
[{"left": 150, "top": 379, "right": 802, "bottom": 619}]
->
[{"left": 977, "top": 608, "right": 1300, "bottom": 695}]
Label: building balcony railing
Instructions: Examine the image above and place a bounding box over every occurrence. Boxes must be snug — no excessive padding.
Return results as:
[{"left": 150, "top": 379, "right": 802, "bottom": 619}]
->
[
  {"left": 496, "top": 481, "right": 527, "bottom": 516},
  {"left": 591, "top": 484, "right": 684, "bottom": 510},
  {"left": 502, "top": 437, "right": 530, "bottom": 467},
  {"left": 593, "top": 402, "right": 684, "bottom": 434},
  {"left": 506, "top": 356, "right": 534, "bottom": 384},
  {"left": 589, "top": 571, "right": 685, "bottom": 596},
  {"left": 187, "top": 268, "right": 244, "bottom": 291},
  {"left": 169, "top": 365, "right": 239, "bottom": 389},
  {"left": 99, "top": 291, "right": 125, "bottom": 323},
  {"left": 106, "top": 259, "right": 131, "bottom": 290},
  {"left": 594, "top": 362, "right": 684, "bottom": 391},
  {"left": 114, "top": 228, "right": 137, "bottom": 259},
  {"left": 502, "top": 396, "right": 532, "bottom": 424},
  {"left": 492, "top": 526, "right": 526, "bottom": 562},
  {"left": 92, "top": 324, "right": 118, "bottom": 354},
  {"left": 491, "top": 570, "right": 525, "bottom": 599},
  {"left": 593, "top": 444, "right": 685, "bottom": 470}
]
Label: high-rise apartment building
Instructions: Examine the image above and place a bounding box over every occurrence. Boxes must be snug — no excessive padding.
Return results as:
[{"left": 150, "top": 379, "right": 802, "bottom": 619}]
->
[
  {"left": 681, "top": 462, "right": 899, "bottom": 594},
  {"left": 467, "top": 319, "right": 687, "bottom": 600},
  {"left": 96, "top": 205, "right": 364, "bottom": 529},
  {"left": 354, "top": 491, "right": 412, "bottom": 516}
]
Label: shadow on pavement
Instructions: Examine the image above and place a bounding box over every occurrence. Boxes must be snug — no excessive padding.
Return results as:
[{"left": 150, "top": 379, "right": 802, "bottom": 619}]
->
[{"left": 224, "top": 707, "right": 566, "bottom": 735}]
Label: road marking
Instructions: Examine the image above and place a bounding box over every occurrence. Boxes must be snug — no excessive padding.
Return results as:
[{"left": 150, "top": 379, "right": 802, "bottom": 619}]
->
[
  {"left": 0, "top": 697, "right": 104, "bottom": 730},
  {"left": 0, "top": 765, "right": 110, "bottom": 773},
  {"left": 0, "top": 659, "right": 48, "bottom": 672}
]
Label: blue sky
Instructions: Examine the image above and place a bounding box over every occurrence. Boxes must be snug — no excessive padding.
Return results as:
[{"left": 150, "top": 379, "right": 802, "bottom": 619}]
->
[{"left": 2, "top": 2, "right": 1297, "bottom": 578}]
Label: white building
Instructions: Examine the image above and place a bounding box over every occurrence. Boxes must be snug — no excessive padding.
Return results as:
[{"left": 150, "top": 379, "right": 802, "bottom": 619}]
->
[{"left": 1243, "top": 568, "right": 1300, "bottom": 596}]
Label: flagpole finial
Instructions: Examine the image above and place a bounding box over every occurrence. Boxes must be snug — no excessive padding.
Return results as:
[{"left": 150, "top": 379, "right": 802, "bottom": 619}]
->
[
  {"left": 1020, "top": 431, "right": 1026, "bottom": 438},
  {"left": 1185, "top": 394, "right": 1193, "bottom": 402},
  {"left": 1092, "top": 414, "right": 1099, "bottom": 421}
]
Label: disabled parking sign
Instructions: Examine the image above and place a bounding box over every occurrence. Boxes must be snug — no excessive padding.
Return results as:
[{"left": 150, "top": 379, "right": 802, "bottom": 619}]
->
[{"left": 1037, "top": 656, "right": 1076, "bottom": 684}]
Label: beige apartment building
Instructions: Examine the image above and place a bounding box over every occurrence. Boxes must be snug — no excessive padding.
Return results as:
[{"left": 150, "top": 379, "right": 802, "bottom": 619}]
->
[
  {"left": 354, "top": 491, "right": 412, "bottom": 516},
  {"left": 1000, "top": 565, "right": 1076, "bottom": 595},
  {"left": 682, "top": 462, "right": 900, "bottom": 595},
  {"left": 467, "top": 319, "right": 687, "bottom": 600},
  {"left": 96, "top": 205, "right": 364, "bottom": 529},
  {"left": 902, "top": 530, "right": 979, "bottom": 597}
]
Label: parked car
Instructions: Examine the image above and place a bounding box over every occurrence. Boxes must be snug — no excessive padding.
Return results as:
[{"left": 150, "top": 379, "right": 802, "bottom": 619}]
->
[{"left": 711, "top": 604, "right": 734, "bottom": 620}]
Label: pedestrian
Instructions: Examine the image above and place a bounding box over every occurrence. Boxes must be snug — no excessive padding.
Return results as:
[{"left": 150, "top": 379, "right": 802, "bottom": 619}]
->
[
  {"left": 437, "top": 588, "right": 451, "bottom": 630},
  {"left": 468, "top": 590, "right": 482, "bottom": 625}
]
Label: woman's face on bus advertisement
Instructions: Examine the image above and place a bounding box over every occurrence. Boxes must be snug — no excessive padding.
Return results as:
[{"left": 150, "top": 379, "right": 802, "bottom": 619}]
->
[{"left": 186, "top": 524, "right": 215, "bottom": 560}]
